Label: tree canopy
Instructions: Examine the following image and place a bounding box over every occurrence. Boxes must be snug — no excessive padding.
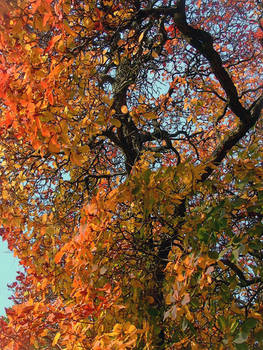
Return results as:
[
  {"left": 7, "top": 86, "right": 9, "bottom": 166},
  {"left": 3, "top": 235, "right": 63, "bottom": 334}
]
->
[{"left": 0, "top": 0, "right": 263, "bottom": 349}]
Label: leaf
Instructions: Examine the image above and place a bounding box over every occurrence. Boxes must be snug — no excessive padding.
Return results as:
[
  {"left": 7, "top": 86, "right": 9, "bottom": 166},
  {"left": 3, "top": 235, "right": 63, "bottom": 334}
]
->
[
  {"left": 235, "top": 344, "right": 249, "bottom": 350},
  {"left": 121, "top": 105, "right": 128, "bottom": 114},
  {"left": 182, "top": 317, "right": 188, "bottom": 331},
  {"left": 191, "top": 342, "right": 199, "bottom": 350},
  {"left": 242, "top": 318, "right": 257, "bottom": 331},
  {"left": 2, "top": 190, "right": 8, "bottom": 200},
  {"left": 110, "top": 324, "right": 122, "bottom": 336},
  {"left": 126, "top": 324, "right": 136, "bottom": 333},
  {"left": 100, "top": 266, "right": 107, "bottom": 275},
  {"left": 111, "top": 118, "right": 121, "bottom": 127},
  {"left": 255, "top": 328, "right": 263, "bottom": 341},
  {"left": 52, "top": 332, "right": 61, "bottom": 346},
  {"left": 182, "top": 293, "right": 190, "bottom": 305},
  {"left": 46, "top": 34, "right": 61, "bottom": 52},
  {"left": 49, "top": 136, "right": 60, "bottom": 153},
  {"left": 54, "top": 250, "right": 64, "bottom": 264},
  {"left": 208, "top": 251, "right": 219, "bottom": 259},
  {"left": 177, "top": 273, "right": 185, "bottom": 282},
  {"left": 138, "top": 32, "right": 144, "bottom": 43},
  {"left": 234, "top": 331, "right": 249, "bottom": 344},
  {"left": 42, "top": 213, "right": 48, "bottom": 224},
  {"left": 71, "top": 151, "right": 83, "bottom": 166},
  {"left": 146, "top": 296, "right": 155, "bottom": 304},
  {"left": 151, "top": 51, "right": 159, "bottom": 58},
  {"left": 0, "top": 0, "right": 10, "bottom": 16}
]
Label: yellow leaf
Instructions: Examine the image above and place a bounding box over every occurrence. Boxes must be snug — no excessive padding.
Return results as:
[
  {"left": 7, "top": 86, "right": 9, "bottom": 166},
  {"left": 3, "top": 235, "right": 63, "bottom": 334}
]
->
[
  {"left": 113, "top": 56, "right": 120, "bottom": 65},
  {"left": 2, "top": 190, "right": 8, "bottom": 200},
  {"left": 138, "top": 32, "right": 144, "bottom": 43},
  {"left": 64, "top": 22, "right": 77, "bottom": 37},
  {"left": 103, "top": 0, "right": 113, "bottom": 6},
  {"left": 83, "top": 18, "right": 93, "bottom": 29},
  {"left": 126, "top": 324, "right": 136, "bottom": 334},
  {"left": 111, "top": 118, "right": 121, "bottom": 128},
  {"left": 109, "top": 323, "right": 122, "bottom": 336},
  {"left": 78, "top": 145, "right": 90, "bottom": 153},
  {"left": 128, "top": 29, "right": 135, "bottom": 38},
  {"left": 144, "top": 112, "right": 158, "bottom": 120},
  {"left": 71, "top": 151, "right": 83, "bottom": 166},
  {"left": 250, "top": 312, "right": 262, "bottom": 319},
  {"left": 191, "top": 341, "right": 199, "bottom": 349},
  {"left": 52, "top": 332, "right": 61, "bottom": 347}
]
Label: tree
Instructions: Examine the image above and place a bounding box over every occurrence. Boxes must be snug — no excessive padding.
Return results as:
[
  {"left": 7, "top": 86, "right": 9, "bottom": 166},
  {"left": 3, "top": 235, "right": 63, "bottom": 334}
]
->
[{"left": 0, "top": 0, "right": 263, "bottom": 348}]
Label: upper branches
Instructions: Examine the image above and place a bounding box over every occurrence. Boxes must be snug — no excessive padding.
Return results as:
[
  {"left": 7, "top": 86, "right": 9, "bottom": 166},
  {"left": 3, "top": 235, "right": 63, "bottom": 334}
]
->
[{"left": 96, "top": 0, "right": 263, "bottom": 177}]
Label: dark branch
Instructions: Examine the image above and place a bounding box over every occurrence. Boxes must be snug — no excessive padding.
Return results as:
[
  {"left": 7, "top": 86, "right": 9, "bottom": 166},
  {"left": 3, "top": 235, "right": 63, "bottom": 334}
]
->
[{"left": 221, "top": 259, "right": 262, "bottom": 287}]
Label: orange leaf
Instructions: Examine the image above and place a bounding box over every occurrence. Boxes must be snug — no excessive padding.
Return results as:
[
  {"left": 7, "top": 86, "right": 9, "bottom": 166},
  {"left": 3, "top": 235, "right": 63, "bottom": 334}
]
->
[
  {"left": 42, "top": 213, "right": 48, "bottom": 224},
  {"left": 177, "top": 273, "right": 185, "bottom": 282},
  {"left": 49, "top": 136, "right": 60, "bottom": 153},
  {"left": 54, "top": 250, "right": 64, "bottom": 264},
  {"left": 47, "top": 92, "right": 54, "bottom": 105},
  {"left": 151, "top": 51, "right": 159, "bottom": 58},
  {"left": 46, "top": 34, "right": 61, "bottom": 52},
  {"left": 121, "top": 105, "right": 128, "bottom": 114}
]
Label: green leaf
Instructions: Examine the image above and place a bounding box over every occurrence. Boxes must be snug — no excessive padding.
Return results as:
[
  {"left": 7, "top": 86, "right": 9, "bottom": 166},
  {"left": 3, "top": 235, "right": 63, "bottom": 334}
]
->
[
  {"left": 232, "top": 247, "right": 240, "bottom": 261},
  {"left": 242, "top": 318, "right": 257, "bottom": 332},
  {"left": 235, "top": 343, "right": 248, "bottom": 350},
  {"left": 198, "top": 228, "right": 209, "bottom": 243},
  {"left": 147, "top": 307, "right": 158, "bottom": 318},
  {"left": 181, "top": 317, "right": 188, "bottom": 331},
  {"left": 218, "top": 316, "right": 226, "bottom": 331},
  {"left": 230, "top": 319, "right": 239, "bottom": 334},
  {"left": 234, "top": 330, "right": 249, "bottom": 344},
  {"left": 144, "top": 169, "right": 151, "bottom": 186},
  {"left": 208, "top": 251, "right": 219, "bottom": 259},
  {"left": 255, "top": 328, "right": 263, "bottom": 341},
  {"left": 232, "top": 198, "right": 244, "bottom": 208}
]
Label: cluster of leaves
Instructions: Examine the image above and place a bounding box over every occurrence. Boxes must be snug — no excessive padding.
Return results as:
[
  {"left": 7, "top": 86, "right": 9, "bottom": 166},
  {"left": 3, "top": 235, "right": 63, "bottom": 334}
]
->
[{"left": 0, "top": 0, "right": 263, "bottom": 349}]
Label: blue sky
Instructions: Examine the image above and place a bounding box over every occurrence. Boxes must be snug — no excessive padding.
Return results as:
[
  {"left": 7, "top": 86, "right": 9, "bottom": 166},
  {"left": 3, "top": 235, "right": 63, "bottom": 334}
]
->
[{"left": 0, "top": 238, "right": 21, "bottom": 316}]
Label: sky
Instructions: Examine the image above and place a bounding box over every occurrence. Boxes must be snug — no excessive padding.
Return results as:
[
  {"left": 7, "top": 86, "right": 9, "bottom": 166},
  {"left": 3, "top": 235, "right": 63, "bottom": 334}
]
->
[{"left": 0, "top": 238, "right": 21, "bottom": 316}]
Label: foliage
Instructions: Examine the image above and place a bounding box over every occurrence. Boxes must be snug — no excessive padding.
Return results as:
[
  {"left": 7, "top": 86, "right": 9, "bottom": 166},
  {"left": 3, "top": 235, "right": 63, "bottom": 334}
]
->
[{"left": 0, "top": 0, "right": 263, "bottom": 349}]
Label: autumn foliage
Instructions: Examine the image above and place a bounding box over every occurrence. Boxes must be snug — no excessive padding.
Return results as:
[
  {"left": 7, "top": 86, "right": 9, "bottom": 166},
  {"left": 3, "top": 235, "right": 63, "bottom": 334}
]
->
[{"left": 0, "top": 0, "right": 263, "bottom": 349}]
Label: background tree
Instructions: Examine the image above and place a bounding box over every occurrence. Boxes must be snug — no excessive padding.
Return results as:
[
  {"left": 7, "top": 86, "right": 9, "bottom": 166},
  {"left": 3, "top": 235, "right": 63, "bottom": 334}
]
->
[{"left": 0, "top": 0, "right": 263, "bottom": 349}]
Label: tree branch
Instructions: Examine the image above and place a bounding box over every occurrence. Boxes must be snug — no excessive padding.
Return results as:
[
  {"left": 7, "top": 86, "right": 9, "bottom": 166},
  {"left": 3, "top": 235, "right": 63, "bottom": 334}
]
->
[
  {"left": 221, "top": 259, "right": 262, "bottom": 287},
  {"left": 173, "top": 0, "right": 250, "bottom": 124}
]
